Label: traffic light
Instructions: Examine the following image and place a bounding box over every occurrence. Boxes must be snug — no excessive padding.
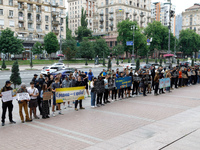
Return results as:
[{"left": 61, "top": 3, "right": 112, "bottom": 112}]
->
[{"left": 170, "top": 10, "right": 175, "bottom": 18}]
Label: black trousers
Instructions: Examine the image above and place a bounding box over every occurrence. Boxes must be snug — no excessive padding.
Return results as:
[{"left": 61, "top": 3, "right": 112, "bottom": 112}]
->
[
  {"left": 132, "top": 82, "right": 139, "bottom": 95},
  {"left": 171, "top": 78, "right": 174, "bottom": 88},
  {"left": 112, "top": 89, "right": 117, "bottom": 100},
  {"left": 175, "top": 77, "right": 178, "bottom": 88},
  {"left": 154, "top": 83, "right": 159, "bottom": 94},
  {"left": 1, "top": 101, "right": 13, "bottom": 123},
  {"left": 118, "top": 88, "right": 124, "bottom": 98},
  {"left": 178, "top": 78, "right": 182, "bottom": 87},
  {"left": 152, "top": 76, "right": 155, "bottom": 89},
  {"left": 42, "top": 100, "right": 49, "bottom": 117},
  {"left": 75, "top": 100, "right": 82, "bottom": 108},
  {"left": 143, "top": 84, "right": 147, "bottom": 96},
  {"left": 103, "top": 89, "right": 109, "bottom": 103},
  {"left": 37, "top": 97, "right": 42, "bottom": 115},
  {"left": 97, "top": 93, "right": 103, "bottom": 104}
]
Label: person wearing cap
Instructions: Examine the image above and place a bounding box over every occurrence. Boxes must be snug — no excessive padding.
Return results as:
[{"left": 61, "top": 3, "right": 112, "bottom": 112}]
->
[
  {"left": 32, "top": 74, "right": 38, "bottom": 84},
  {"left": 28, "top": 81, "right": 39, "bottom": 119},
  {"left": 62, "top": 75, "right": 72, "bottom": 109},
  {"left": 0, "top": 81, "right": 16, "bottom": 126},
  {"left": 17, "top": 83, "right": 32, "bottom": 123}
]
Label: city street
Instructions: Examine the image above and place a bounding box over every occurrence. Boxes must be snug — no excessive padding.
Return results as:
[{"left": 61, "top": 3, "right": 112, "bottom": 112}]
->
[{"left": 1, "top": 77, "right": 200, "bottom": 149}]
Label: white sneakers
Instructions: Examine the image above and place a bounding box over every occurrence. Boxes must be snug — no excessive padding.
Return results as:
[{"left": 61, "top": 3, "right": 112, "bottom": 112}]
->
[{"left": 52, "top": 112, "right": 55, "bottom": 117}]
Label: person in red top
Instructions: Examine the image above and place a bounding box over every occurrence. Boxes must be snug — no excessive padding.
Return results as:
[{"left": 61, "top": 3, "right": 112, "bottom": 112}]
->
[{"left": 178, "top": 69, "right": 182, "bottom": 88}]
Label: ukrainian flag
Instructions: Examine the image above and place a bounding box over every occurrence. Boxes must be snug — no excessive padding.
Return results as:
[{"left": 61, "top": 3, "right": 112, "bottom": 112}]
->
[{"left": 119, "top": 9, "right": 122, "bottom": 12}]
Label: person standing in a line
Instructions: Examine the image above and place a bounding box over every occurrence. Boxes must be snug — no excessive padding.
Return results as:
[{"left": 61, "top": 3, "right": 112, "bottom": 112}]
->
[
  {"left": 40, "top": 84, "right": 50, "bottom": 119},
  {"left": 74, "top": 76, "right": 85, "bottom": 111},
  {"left": 28, "top": 81, "right": 39, "bottom": 120},
  {"left": 32, "top": 74, "right": 38, "bottom": 84},
  {"left": 90, "top": 77, "right": 97, "bottom": 108},
  {"left": 62, "top": 76, "right": 71, "bottom": 109},
  {"left": 17, "top": 83, "right": 32, "bottom": 123},
  {"left": 0, "top": 81, "right": 16, "bottom": 126},
  {"left": 103, "top": 75, "right": 110, "bottom": 104}
]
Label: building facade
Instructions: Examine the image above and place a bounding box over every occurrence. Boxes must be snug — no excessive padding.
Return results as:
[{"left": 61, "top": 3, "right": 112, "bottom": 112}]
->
[
  {"left": 175, "top": 14, "right": 182, "bottom": 38},
  {"left": 68, "top": 0, "right": 151, "bottom": 49},
  {"left": 182, "top": 3, "right": 200, "bottom": 35},
  {"left": 0, "top": 0, "right": 66, "bottom": 50},
  {"left": 151, "top": 1, "right": 176, "bottom": 35}
]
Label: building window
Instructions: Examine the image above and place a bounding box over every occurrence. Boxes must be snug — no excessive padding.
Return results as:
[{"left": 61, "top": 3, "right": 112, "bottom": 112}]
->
[
  {"left": 60, "top": 9, "right": 63, "bottom": 14},
  {"left": 28, "top": 23, "right": 33, "bottom": 28},
  {"left": 0, "top": 19, "right": 4, "bottom": 26},
  {"left": 110, "top": 41, "right": 113, "bottom": 47},
  {"left": 0, "top": 9, "right": 3, "bottom": 15},
  {"left": 61, "top": 27, "right": 63, "bottom": 32},
  {"left": 45, "top": 0, "right": 48, "bottom": 2},
  {"left": 9, "top": 10, "right": 13, "bottom": 17},
  {"left": 45, "top": 6, "right": 48, "bottom": 12},
  {"left": 0, "top": 0, "right": 3, "bottom": 5},
  {"left": 45, "top": 16, "right": 49, "bottom": 21},
  {"left": 9, "top": 20, "right": 14, "bottom": 27},
  {"left": 60, "top": 0, "right": 63, "bottom": 5},
  {"left": 61, "top": 18, "right": 63, "bottom": 24},
  {"left": 9, "top": 0, "right": 13, "bottom": 6},
  {"left": 36, "top": 24, "right": 41, "bottom": 29},
  {"left": 45, "top": 25, "right": 49, "bottom": 30}
]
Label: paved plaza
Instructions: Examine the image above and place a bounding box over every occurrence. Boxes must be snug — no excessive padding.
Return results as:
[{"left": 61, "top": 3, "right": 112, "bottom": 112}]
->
[{"left": 1, "top": 84, "right": 200, "bottom": 150}]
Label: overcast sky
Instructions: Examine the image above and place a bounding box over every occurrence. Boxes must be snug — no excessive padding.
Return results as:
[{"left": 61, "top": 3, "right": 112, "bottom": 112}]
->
[
  {"left": 65, "top": 0, "right": 197, "bottom": 15},
  {"left": 152, "top": 0, "right": 197, "bottom": 14}
]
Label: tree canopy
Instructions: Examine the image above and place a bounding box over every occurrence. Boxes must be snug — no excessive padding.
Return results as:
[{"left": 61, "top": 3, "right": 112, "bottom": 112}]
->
[
  {"left": 44, "top": 32, "right": 59, "bottom": 54},
  {"left": 93, "top": 38, "right": 110, "bottom": 58},
  {"left": 79, "top": 38, "right": 94, "bottom": 59},
  {"left": 32, "top": 42, "right": 43, "bottom": 55},
  {"left": 0, "top": 28, "right": 24, "bottom": 58}
]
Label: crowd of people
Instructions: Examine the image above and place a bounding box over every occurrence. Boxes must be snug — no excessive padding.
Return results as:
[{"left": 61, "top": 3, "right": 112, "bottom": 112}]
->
[{"left": 0, "top": 65, "right": 200, "bottom": 126}]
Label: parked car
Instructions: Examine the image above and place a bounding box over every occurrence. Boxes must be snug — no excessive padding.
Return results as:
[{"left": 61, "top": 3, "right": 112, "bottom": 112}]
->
[
  {"left": 151, "top": 63, "right": 160, "bottom": 69},
  {"left": 180, "top": 61, "right": 191, "bottom": 67},
  {"left": 41, "top": 66, "right": 63, "bottom": 75},
  {"left": 51, "top": 63, "right": 65, "bottom": 68},
  {"left": 140, "top": 63, "right": 152, "bottom": 70},
  {"left": 123, "top": 63, "right": 136, "bottom": 70},
  {"left": 51, "top": 70, "right": 73, "bottom": 79},
  {"left": 163, "top": 63, "right": 172, "bottom": 69}
]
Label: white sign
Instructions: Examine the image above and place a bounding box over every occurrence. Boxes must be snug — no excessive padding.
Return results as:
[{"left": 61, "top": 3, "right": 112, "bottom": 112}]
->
[
  {"left": 17, "top": 93, "right": 30, "bottom": 101},
  {"left": 147, "top": 43, "right": 150, "bottom": 46},
  {"left": 2, "top": 91, "right": 13, "bottom": 102}
]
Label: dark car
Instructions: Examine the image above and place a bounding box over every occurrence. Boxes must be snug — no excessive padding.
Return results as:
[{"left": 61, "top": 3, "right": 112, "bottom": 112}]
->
[
  {"left": 180, "top": 61, "right": 190, "bottom": 67},
  {"left": 140, "top": 63, "right": 152, "bottom": 70},
  {"left": 51, "top": 70, "right": 73, "bottom": 79}
]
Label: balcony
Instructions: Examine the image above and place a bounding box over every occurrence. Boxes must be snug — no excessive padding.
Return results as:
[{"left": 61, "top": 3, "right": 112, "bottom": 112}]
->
[
  {"left": 109, "top": 23, "right": 113, "bottom": 27},
  {"left": 109, "top": 16, "right": 113, "bottom": 20},
  {"left": 36, "top": 0, "right": 41, "bottom": 3},
  {"left": 52, "top": 20, "right": 59, "bottom": 26},
  {"left": 126, "top": 11, "right": 129, "bottom": 14},
  {"left": 36, "top": 10, "right": 41, "bottom": 13},
  {"left": 51, "top": 3, "right": 59, "bottom": 7},
  {"left": 53, "top": 29, "right": 59, "bottom": 35},
  {"left": 27, "top": 8, "right": 33, "bottom": 12},
  {"left": 8, "top": 16, "right": 13, "bottom": 19},
  {"left": 52, "top": 11, "right": 59, "bottom": 16},
  {"left": 100, "top": 12, "right": 104, "bottom": 16},
  {"left": 36, "top": 29, "right": 42, "bottom": 32},
  {"left": 100, "top": 25, "right": 104, "bottom": 28},
  {"left": 99, "top": 18, "right": 104, "bottom": 22},
  {"left": 18, "top": 7, "right": 24, "bottom": 12},
  {"left": 36, "top": 20, "right": 42, "bottom": 24},
  {"left": 140, "top": 12, "right": 145, "bottom": 18},
  {"left": 28, "top": 28, "right": 34, "bottom": 32},
  {"left": 18, "top": 17, "right": 24, "bottom": 22},
  {"left": 147, "top": 15, "right": 151, "bottom": 19},
  {"left": 140, "top": 20, "right": 144, "bottom": 23},
  {"left": 28, "top": 19, "right": 33, "bottom": 23},
  {"left": 19, "top": 27, "right": 25, "bottom": 31},
  {"left": 133, "top": 12, "right": 137, "bottom": 16},
  {"left": 109, "top": 11, "right": 114, "bottom": 14}
]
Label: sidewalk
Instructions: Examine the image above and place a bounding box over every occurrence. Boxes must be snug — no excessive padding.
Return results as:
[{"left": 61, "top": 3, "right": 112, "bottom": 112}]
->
[{"left": 1, "top": 85, "right": 200, "bottom": 150}]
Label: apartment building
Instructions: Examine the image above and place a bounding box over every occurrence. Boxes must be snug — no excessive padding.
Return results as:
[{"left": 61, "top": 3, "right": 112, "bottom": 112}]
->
[
  {"left": 151, "top": 1, "right": 176, "bottom": 35},
  {"left": 175, "top": 14, "right": 182, "bottom": 38},
  {"left": 68, "top": 0, "right": 151, "bottom": 49},
  {"left": 182, "top": 3, "right": 200, "bottom": 35},
  {"left": 0, "top": 0, "right": 66, "bottom": 49}
]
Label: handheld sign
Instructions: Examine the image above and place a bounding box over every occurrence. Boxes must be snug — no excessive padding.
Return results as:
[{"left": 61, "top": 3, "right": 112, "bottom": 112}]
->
[
  {"left": 43, "top": 92, "right": 52, "bottom": 100},
  {"left": 2, "top": 91, "right": 13, "bottom": 102}
]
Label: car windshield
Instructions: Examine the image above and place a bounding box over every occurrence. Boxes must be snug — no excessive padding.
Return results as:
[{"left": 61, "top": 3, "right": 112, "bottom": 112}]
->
[{"left": 43, "top": 67, "right": 49, "bottom": 69}]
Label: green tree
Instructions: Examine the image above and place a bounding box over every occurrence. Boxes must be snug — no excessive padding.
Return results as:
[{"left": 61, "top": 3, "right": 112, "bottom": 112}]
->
[
  {"left": 75, "top": 8, "right": 92, "bottom": 42},
  {"left": 177, "top": 59, "right": 179, "bottom": 66},
  {"left": 136, "top": 59, "right": 140, "bottom": 71},
  {"left": 0, "top": 28, "right": 24, "bottom": 60},
  {"left": 112, "top": 44, "right": 124, "bottom": 57},
  {"left": 44, "top": 32, "right": 59, "bottom": 54},
  {"left": 32, "top": 42, "right": 43, "bottom": 57},
  {"left": 146, "top": 57, "right": 149, "bottom": 64},
  {"left": 108, "top": 58, "right": 111, "bottom": 70},
  {"left": 10, "top": 60, "right": 21, "bottom": 88},
  {"left": 30, "top": 52, "right": 33, "bottom": 69},
  {"left": 192, "top": 59, "right": 194, "bottom": 67},
  {"left": 160, "top": 58, "right": 162, "bottom": 66},
  {"left": 155, "top": 58, "right": 158, "bottom": 63},
  {"left": 117, "top": 20, "right": 147, "bottom": 58},
  {"left": 116, "top": 58, "right": 119, "bottom": 65},
  {"left": 1, "top": 59, "right": 6, "bottom": 69},
  {"left": 79, "top": 38, "right": 94, "bottom": 60},
  {"left": 93, "top": 38, "right": 110, "bottom": 58},
  {"left": 62, "top": 38, "right": 77, "bottom": 60}
]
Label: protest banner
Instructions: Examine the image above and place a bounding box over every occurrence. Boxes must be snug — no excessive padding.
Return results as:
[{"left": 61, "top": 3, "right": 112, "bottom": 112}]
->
[
  {"left": 159, "top": 78, "right": 170, "bottom": 89},
  {"left": 1, "top": 91, "right": 13, "bottom": 102},
  {"left": 17, "top": 93, "right": 30, "bottom": 101},
  {"left": 43, "top": 92, "right": 52, "bottom": 100},
  {"left": 55, "top": 86, "right": 85, "bottom": 103},
  {"left": 115, "top": 76, "right": 132, "bottom": 90}
]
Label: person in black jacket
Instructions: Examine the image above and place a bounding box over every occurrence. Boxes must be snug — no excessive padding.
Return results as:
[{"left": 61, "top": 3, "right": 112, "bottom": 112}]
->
[
  {"left": 96, "top": 76, "right": 105, "bottom": 107},
  {"left": 35, "top": 80, "right": 42, "bottom": 115},
  {"left": 0, "top": 81, "right": 16, "bottom": 126},
  {"left": 32, "top": 74, "right": 38, "bottom": 84},
  {"left": 151, "top": 66, "right": 155, "bottom": 90},
  {"left": 75, "top": 76, "right": 85, "bottom": 111}
]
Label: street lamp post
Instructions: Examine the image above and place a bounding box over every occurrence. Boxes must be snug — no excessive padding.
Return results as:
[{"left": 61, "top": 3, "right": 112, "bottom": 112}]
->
[
  {"left": 131, "top": 25, "right": 136, "bottom": 63},
  {"left": 168, "top": 0, "right": 172, "bottom": 54}
]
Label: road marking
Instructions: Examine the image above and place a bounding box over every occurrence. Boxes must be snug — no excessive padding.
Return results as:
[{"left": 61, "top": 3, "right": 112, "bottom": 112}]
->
[
  {"left": 34, "top": 121, "right": 103, "bottom": 142},
  {"left": 91, "top": 109, "right": 155, "bottom": 122},
  {"left": 26, "top": 123, "right": 95, "bottom": 145}
]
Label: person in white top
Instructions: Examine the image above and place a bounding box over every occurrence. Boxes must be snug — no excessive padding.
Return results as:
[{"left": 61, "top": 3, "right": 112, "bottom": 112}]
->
[{"left": 27, "top": 82, "right": 39, "bottom": 119}]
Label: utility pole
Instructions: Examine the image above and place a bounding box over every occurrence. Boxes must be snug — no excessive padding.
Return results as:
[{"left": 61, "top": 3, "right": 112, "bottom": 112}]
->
[
  {"left": 59, "top": 12, "right": 62, "bottom": 54},
  {"left": 174, "top": 38, "right": 176, "bottom": 55},
  {"left": 131, "top": 25, "right": 135, "bottom": 63},
  {"left": 168, "top": 0, "right": 171, "bottom": 54}
]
